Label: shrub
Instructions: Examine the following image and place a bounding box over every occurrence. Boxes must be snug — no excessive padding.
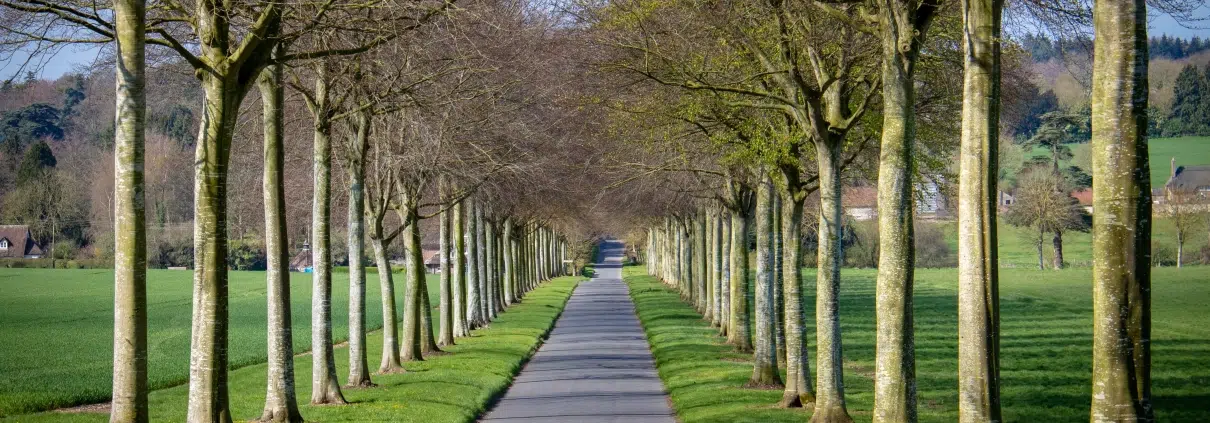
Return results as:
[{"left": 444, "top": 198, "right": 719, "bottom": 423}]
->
[
  {"left": 914, "top": 222, "right": 956, "bottom": 268},
  {"left": 1152, "top": 241, "right": 1177, "bottom": 267},
  {"left": 227, "top": 237, "right": 266, "bottom": 271},
  {"left": 843, "top": 220, "right": 879, "bottom": 268},
  {"left": 150, "top": 234, "right": 193, "bottom": 269}
]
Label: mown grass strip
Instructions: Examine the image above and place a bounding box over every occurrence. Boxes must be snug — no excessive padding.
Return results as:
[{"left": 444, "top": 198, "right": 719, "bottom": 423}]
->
[
  {"left": 625, "top": 268, "right": 812, "bottom": 423},
  {"left": 6, "top": 275, "right": 581, "bottom": 422}
]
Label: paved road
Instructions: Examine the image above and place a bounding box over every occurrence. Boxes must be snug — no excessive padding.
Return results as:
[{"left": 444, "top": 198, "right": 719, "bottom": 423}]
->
[{"left": 480, "top": 240, "right": 676, "bottom": 423}]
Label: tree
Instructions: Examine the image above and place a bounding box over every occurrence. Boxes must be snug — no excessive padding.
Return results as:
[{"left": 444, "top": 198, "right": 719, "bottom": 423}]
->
[
  {"left": 956, "top": 0, "right": 1002, "bottom": 418},
  {"left": 1160, "top": 188, "right": 1207, "bottom": 268},
  {"left": 256, "top": 44, "right": 304, "bottom": 422},
  {"left": 110, "top": 1, "right": 147, "bottom": 420},
  {"left": 1089, "top": 0, "right": 1153, "bottom": 418},
  {"left": 873, "top": 0, "right": 940, "bottom": 420},
  {"left": 1005, "top": 169, "right": 1088, "bottom": 269},
  {"left": 1165, "top": 64, "right": 1208, "bottom": 136},
  {"left": 0, "top": 103, "right": 62, "bottom": 158},
  {"left": 1024, "top": 111, "right": 1082, "bottom": 174}
]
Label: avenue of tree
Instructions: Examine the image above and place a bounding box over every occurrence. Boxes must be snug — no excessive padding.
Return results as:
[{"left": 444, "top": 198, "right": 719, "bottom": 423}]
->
[{"left": 0, "top": 0, "right": 1204, "bottom": 422}]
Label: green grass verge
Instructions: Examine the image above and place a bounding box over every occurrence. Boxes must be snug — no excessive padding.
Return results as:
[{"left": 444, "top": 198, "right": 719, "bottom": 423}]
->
[
  {"left": 624, "top": 265, "right": 1210, "bottom": 422},
  {"left": 0, "top": 268, "right": 419, "bottom": 416},
  {"left": 3, "top": 275, "right": 580, "bottom": 422}
]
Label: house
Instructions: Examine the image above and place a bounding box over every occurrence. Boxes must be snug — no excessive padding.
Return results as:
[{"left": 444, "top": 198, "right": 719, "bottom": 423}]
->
[
  {"left": 0, "top": 225, "right": 44, "bottom": 259},
  {"left": 1166, "top": 158, "right": 1210, "bottom": 199},
  {"left": 843, "top": 186, "right": 878, "bottom": 221},
  {"left": 997, "top": 190, "right": 1016, "bottom": 210},
  {"left": 1071, "top": 188, "right": 1094, "bottom": 213},
  {"left": 289, "top": 243, "right": 312, "bottom": 272},
  {"left": 423, "top": 249, "right": 441, "bottom": 273}
]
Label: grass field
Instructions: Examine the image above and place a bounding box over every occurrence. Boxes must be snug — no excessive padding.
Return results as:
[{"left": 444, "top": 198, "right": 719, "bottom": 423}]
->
[
  {"left": 4, "top": 275, "right": 580, "bottom": 422},
  {"left": 625, "top": 265, "right": 1210, "bottom": 422},
  {"left": 932, "top": 220, "right": 1209, "bottom": 269},
  {"left": 0, "top": 268, "right": 441, "bottom": 417},
  {"left": 1031, "top": 136, "right": 1210, "bottom": 188}
]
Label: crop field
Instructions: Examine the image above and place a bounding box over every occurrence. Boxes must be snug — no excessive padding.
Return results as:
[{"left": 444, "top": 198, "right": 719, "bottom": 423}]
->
[
  {"left": 0, "top": 268, "right": 437, "bottom": 417},
  {"left": 626, "top": 265, "right": 1210, "bottom": 422}
]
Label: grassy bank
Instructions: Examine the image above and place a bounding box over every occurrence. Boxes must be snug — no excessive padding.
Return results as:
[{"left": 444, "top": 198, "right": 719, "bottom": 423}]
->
[{"left": 624, "top": 266, "right": 1210, "bottom": 422}]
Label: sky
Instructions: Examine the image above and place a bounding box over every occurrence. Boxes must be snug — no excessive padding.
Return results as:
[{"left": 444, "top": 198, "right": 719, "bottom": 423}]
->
[{"left": 1, "top": 11, "right": 1209, "bottom": 82}]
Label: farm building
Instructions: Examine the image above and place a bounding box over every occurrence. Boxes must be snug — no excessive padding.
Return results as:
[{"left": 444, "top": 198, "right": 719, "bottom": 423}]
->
[
  {"left": 423, "top": 250, "right": 441, "bottom": 273},
  {"left": 1166, "top": 159, "right": 1210, "bottom": 198},
  {"left": 289, "top": 243, "right": 312, "bottom": 272},
  {"left": 0, "top": 225, "right": 44, "bottom": 259}
]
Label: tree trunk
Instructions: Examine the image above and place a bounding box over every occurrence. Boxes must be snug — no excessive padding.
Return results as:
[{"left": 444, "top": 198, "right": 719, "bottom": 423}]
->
[
  {"left": 779, "top": 187, "right": 815, "bottom": 409},
  {"left": 720, "top": 212, "right": 732, "bottom": 338},
  {"left": 476, "top": 204, "right": 489, "bottom": 324},
  {"left": 371, "top": 237, "right": 403, "bottom": 373},
  {"left": 465, "top": 200, "right": 483, "bottom": 329},
  {"left": 813, "top": 142, "right": 852, "bottom": 423},
  {"left": 112, "top": 1, "right": 148, "bottom": 419},
  {"left": 1089, "top": 0, "right": 1153, "bottom": 418},
  {"left": 1052, "top": 230, "right": 1065, "bottom": 270},
  {"left": 711, "top": 210, "right": 723, "bottom": 328},
  {"left": 504, "top": 219, "right": 515, "bottom": 305},
  {"left": 773, "top": 192, "right": 785, "bottom": 365},
  {"left": 308, "top": 63, "right": 346, "bottom": 406},
  {"left": 486, "top": 220, "right": 498, "bottom": 320},
  {"left": 401, "top": 213, "right": 424, "bottom": 362},
  {"left": 697, "top": 212, "right": 708, "bottom": 314},
  {"left": 256, "top": 50, "right": 303, "bottom": 422},
  {"left": 956, "top": 0, "right": 1003, "bottom": 418},
  {"left": 1037, "top": 231, "right": 1046, "bottom": 270},
  {"left": 705, "top": 211, "right": 715, "bottom": 324},
  {"left": 452, "top": 201, "right": 468, "bottom": 338},
  {"left": 345, "top": 111, "right": 372, "bottom": 388},
  {"left": 439, "top": 203, "right": 455, "bottom": 346},
  {"left": 1177, "top": 232, "right": 1184, "bottom": 268},
  {"left": 874, "top": 1, "right": 935, "bottom": 418},
  {"left": 751, "top": 175, "right": 783, "bottom": 387},
  {"left": 419, "top": 256, "right": 440, "bottom": 355},
  {"left": 728, "top": 185, "right": 753, "bottom": 352}
]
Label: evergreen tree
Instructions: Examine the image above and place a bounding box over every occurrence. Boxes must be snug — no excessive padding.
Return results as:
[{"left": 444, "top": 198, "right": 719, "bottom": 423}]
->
[{"left": 1166, "top": 64, "right": 1208, "bottom": 136}]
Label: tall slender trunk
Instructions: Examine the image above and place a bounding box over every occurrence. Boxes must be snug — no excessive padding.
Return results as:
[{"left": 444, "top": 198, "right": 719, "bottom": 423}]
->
[
  {"left": 112, "top": 2, "right": 148, "bottom": 419},
  {"left": 1052, "top": 230, "right": 1065, "bottom": 270},
  {"left": 773, "top": 192, "right": 784, "bottom": 365},
  {"left": 813, "top": 143, "right": 852, "bottom": 423},
  {"left": 186, "top": 71, "right": 250, "bottom": 423},
  {"left": 873, "top": 0, "right": 936, "bottom": 418},
  {"left": 486, "top": 220, "right": 498, "bottom": 320},
  {"left": 476, "top": 204, "right": 489, "bottom": 324},
  {"left": 1089, "top": 0, "right": 1153, "bottom": 418},
  {"left": 465, "top": 200, "right": 482, "bottom": 328},
  {"left": 452, "top": 201, "right": 468, "bottom": 337},
  {"left": 779, "top": 187, "right": 815, "bottom": 409},
  {"left": 728, "top": 185, "right": 753, "bottom": 352},
  {"left": 751, "top": 175, "right": 782, "bottom": 387},
  {"left": 438, "top": 204, "right": 455, "bottom": 346},
  {"left": 957, "top": 0, "right": 1003, "bottom": 418},
  {"left": 720, "top": 212, "right": 732, "bottom": 338},
  {"left": 401, "top": 212, "right": 425, "bottom": 362},
  {"left": 697, "top": 213, "right": 708, "bottom": 314},
  {"left": 504, "top": 220, "right": 515, "bottom": 305},
  {"left": 419, "top": 257, "right": 440, "bottom": 355},
  {"left": 711, "top": 211, "right": 723, "bottom": 328},
  {"left": 705, "top": 211, "right": 715, "bottom": 324},
  {"left": 371, "top": 237, "right": 403, "bottom": 373},
  {"left": 308, "top": 63, "right": 345, "bottom": 405},
  {"left": 1177, "top": 232, "right": 1184, "bottom": 268},
  {"left": 345, "top": 111, "right": 372, "bottom": 388},
  {"left": 256, "top": 50, "right": 303, "bottom": 422}
]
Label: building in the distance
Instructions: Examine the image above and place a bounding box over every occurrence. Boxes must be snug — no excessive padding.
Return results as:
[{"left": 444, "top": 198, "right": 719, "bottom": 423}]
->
[{"left": 0, "top": 225, "right": 44, "bottom": 259}]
